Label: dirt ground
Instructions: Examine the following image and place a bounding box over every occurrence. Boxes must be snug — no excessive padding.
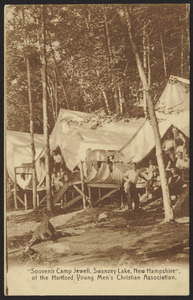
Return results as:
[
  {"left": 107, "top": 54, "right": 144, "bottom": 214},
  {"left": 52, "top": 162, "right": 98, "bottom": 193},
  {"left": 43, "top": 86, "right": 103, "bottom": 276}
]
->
[{"left": 6, "top": 197, "right": 189, "bottom": 269}]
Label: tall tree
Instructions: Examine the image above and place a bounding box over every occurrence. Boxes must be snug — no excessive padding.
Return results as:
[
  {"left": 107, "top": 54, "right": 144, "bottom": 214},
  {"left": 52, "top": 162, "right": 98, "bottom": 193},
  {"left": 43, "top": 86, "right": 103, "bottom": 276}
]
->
[
  {"left": 103, "top": 5, "right": 120, "bottom": 114},
  {"left": 124, "top": 6, "right": 174, "bottom": 222},
  {"left": 21, "top": 6, "right": 37, "bottom": 208},
  {"left": 40, "top": 5, "right": 52, "bottom": 211}
]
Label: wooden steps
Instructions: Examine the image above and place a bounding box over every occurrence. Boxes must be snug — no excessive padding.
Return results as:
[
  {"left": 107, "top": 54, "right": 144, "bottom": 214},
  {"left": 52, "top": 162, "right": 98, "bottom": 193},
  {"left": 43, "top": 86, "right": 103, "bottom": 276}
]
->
[
  {"left": 61, "top": 194, "right": 82, "bottom": 210},
  {"left": 53, "top": 182, "right": 70, "bottom": 205}
]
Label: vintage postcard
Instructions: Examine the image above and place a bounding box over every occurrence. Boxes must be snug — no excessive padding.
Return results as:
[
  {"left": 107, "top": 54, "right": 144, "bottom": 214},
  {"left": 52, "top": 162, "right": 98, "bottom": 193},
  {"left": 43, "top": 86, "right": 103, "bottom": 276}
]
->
[{"left": 4, "top": 3, "right": 190, "bottom": 296}]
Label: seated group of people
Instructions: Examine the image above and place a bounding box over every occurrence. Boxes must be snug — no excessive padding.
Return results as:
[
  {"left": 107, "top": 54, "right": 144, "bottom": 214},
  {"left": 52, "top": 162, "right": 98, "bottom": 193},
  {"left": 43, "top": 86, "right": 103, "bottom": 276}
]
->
[
  {"left": 163, "top": 128, "right": 189, "bottom": 197},
  {"left": 123, "top": 128, "right": 189, "bottom": 212}
]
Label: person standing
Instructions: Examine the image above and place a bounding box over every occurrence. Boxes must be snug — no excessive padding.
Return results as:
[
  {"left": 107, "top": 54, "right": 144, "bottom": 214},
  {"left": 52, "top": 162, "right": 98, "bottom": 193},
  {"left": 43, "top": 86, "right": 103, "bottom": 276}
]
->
[{"left": 123, "top": 162, "right": 147, "bottom": 212}]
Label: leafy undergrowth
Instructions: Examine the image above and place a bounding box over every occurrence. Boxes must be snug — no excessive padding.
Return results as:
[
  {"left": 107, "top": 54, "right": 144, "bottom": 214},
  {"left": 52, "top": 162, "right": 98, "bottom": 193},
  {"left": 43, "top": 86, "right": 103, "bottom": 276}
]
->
[{"left": 7, "top": 198, "right": 189, "bottom": 268}]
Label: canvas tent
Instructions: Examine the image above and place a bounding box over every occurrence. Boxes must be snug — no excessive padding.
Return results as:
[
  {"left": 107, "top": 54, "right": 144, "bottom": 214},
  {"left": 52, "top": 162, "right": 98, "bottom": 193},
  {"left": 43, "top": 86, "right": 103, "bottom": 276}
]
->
[
  {"left": 120, "top": 76, "right": 189, "bottom": 165},
  {"left": 158, "top": 75, "right": 189, "bottom": 114},
  {"left": 49, "top": 109, "right": 145, "bottom": 183},
  {"left": 6, "top": 110, "right": 145, "bottom": 189},
  {"left": 6, "top": 130, "right": 45, "bottom": 189}
]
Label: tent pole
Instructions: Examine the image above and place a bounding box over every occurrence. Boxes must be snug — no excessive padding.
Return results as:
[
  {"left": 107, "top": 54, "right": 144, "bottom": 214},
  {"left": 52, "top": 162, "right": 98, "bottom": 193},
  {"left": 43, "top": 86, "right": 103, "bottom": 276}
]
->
[
  {"left": 14, "top": 168, "right": 18, "bottom": 209},
  {"left": 88, "top": 186, "right": 92, "bottom": 204},
  {"left": 24, "top": 193, "right": 27, "bottom": 210},
  {"left": 80, "top": 161, "right": 86, "bottom": 209},
  {"left": 120, "top": 187, "right": 124, "bottom": 208}
]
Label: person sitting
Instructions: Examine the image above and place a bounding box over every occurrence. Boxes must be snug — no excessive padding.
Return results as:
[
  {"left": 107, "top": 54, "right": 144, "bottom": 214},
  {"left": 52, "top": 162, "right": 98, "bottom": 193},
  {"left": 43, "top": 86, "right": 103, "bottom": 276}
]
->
[
  {"left": 145, "top": 159, "right": 158, "bottom": 199},
  {"left": 51, "top": 167, "right": 57, "bottom": 185},
  {"left": 54, "top": 170, "right": 64, "bottom": 191},
  {"left": 183, "top": 154, "right": 190, "bottom": 169},
  {"left": 165, "top": 151, "right": 177, "bottom": 178},
  {"left": 172, "top": 127, "right": 187, "bottom": 156},
  {"left": 51, "top": 149, "right": 64, "bottom": 172},
  {"left": 176, "top": 152, "right": 189, "bottom": 170},
  {"left": 60, "top": 167, "right": 68, "bottom": 182},
  {"left": 168, "top": 167, "right": 182, "bottom": 197}
]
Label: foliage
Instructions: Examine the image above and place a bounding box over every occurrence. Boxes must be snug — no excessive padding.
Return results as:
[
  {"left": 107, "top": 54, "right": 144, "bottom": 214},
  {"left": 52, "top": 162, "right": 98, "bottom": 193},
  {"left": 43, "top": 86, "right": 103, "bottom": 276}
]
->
[{"left": 5, "top": 4, "right": 190, "bottom": 133}]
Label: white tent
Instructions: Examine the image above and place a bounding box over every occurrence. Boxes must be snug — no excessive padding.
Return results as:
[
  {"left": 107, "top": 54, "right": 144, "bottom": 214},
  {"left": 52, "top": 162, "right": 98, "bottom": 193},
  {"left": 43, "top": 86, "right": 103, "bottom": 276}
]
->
[
  {"left": 158, "top": 75, "right": 189, "bottom": 114},
  {"left": 6, "top": 130, "right": 45, "bottom": 189},
  {"left": 120, "top": 76, "right": 190, "bottom": 164},
  {"left": 6, "top": 111, "right": 145, "bottom": 188},
  {"left": 49, "top": 109, "right": 145, "bottom": 175}
]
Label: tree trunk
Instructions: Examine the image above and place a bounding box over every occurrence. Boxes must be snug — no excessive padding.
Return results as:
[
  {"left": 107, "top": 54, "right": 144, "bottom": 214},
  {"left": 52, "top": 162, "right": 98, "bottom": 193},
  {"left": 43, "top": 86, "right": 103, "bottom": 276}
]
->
[
  {"left": 103, "top": 5, "right": 113, "bottom": 67},
  {"left": 21, "top": 7, "right": 37, "bottom": 209},
  {"left": 103, "top": 5, "right": 119, "bottom": 113},
  {"left": 186, "top": 9, "right": 190, "bottom": 72},
  {"left": 124, "top": 7, "right": 174, "bottom": 222},
  {"left": 114, "top": 87, "right": 120, "bottom": 113},
  {"left": 143, "top": 29, "right": 147, "bottom": 112},
  {"left": 160, "top": 29, "right": 167, "bottom": 81},
  {"left": 180, "top": 24, "right": 184, "bottom": 77},
  {"left": 54, "top": 69, "right": 58, "bottom": 118},
  {"left": 147, "top": 35, "right": 151, "bottom": 86},
  {"left": 96, "top": 69, "right": 111, "bottom": 115},
  {"left": 47, "top": 29, "right": 70, "bottom": 109},
  {"left": 143, "top": 29, "right": 147, "bottom": 71},
  {"left": 102, "top": 90, "right": 111, "bottom": 115},
  {"left": 47, "top": 79, "right": 56, "bottom": 122},
  {"left": 118, "top": 86, "right": 123, "bottom": 115},
  {"left": 41, "top": 5, "right": 52, "bottom": 212}
]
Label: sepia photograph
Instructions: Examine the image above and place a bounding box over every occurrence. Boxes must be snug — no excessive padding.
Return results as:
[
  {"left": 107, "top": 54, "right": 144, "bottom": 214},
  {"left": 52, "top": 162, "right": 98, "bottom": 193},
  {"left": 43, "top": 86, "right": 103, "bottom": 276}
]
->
[{"left": 4, "top": 3, "right": 190, "bottom": 296}]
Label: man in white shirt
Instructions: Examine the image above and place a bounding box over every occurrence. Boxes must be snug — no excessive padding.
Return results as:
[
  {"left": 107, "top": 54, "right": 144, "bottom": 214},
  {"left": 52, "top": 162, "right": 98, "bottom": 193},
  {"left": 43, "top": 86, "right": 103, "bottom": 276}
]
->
[{"left": 123, "top": 162, "right": 147, "bottom": 212}]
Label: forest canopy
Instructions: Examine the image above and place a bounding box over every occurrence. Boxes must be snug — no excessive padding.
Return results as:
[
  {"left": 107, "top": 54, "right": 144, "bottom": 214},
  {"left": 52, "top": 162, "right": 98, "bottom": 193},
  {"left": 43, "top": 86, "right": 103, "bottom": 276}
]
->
[{"left": 5, "top": 4, "right": 190, "bottom": 133}]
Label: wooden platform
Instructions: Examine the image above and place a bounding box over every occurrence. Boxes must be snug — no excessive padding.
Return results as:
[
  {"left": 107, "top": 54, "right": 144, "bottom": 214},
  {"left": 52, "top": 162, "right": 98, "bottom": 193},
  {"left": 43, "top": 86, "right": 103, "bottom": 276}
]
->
[
  {"left": 14, "top": 186, "right": 46, "bottom": 210},
  {"left": 87, "top": 182, "right": 122, "bottom": 205},
  {"left": 53, "top": 181, "right": 123, "bottom": 209},
  {"left": 87, "top": 182, "right": 121, "bottom": 189}
]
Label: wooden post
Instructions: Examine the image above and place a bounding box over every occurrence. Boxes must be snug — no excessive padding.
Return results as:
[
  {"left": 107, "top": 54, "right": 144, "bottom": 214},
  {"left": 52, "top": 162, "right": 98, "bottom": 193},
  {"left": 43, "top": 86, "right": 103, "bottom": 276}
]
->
[
  {"left": 88, "top": 186, "right": 92, "bottom": 203},
  {"left": 80, "top": 161, "right": 86, "bottom": 209},
  {"left": 14, "top": 168, "right": 18, "bottom": 209},
  {"left": 37, "top": 192, "right": 40, "bottom": 206},
  {"left": 87, "top": 186, "right": 93, "bottom": 207},
  {"left": 120, "top": 189, "right": 124, "bottom": 208},
  {"left": 64, "top": 193, "right": 67, "bottom": 204},
  {"left": 24, "top": 193, "right": 27, "bottom": 210}
]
